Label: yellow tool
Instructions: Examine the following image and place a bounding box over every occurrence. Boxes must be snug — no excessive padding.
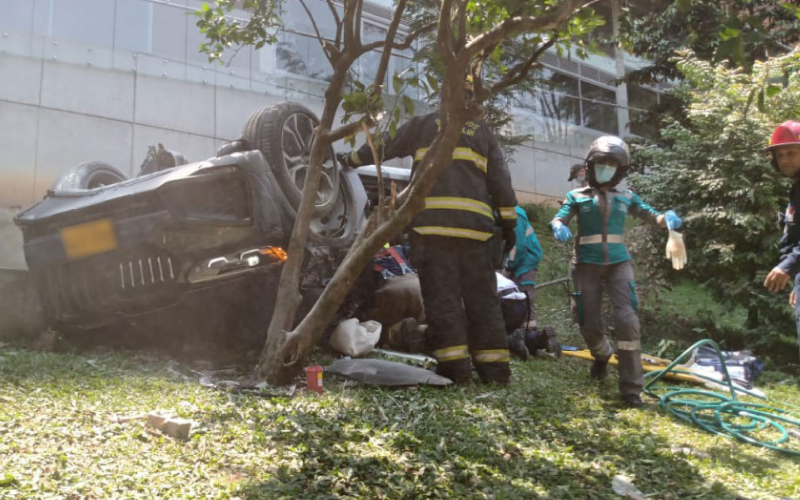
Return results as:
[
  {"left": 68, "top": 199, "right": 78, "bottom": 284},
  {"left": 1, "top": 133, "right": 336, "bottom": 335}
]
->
[{"left": 561, "top": 349, "right": 702, "bottom": 384}]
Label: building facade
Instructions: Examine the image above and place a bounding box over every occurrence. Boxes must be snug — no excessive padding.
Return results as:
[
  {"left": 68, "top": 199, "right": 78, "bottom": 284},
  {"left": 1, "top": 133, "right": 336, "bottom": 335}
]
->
[{"left": 0, "top": 0, "right": 661, "bottom": 210}]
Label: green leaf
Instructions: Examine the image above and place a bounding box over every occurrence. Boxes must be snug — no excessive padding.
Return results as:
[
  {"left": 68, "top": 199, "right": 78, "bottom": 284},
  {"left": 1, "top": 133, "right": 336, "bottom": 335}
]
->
[
  {"left": 389, "top": 120, "right": 398, "bottom": 139},
  {"left": 676, "top": 0, "right": 691, "bottom": 12},
  {"left": 402, "top": 95, "right": 414, "bottom": 115},
  {"left": 425, "top": 74, "right": 440, "bottom": 94},
  {"left": 718, "top": 27, "right": 740, "bottom": 41},
  {"left": 765, "top": 84, "right": 782, "bottom": 99},
  {"left": 392, "top": 74, "right": 403, "bottom": 94}
]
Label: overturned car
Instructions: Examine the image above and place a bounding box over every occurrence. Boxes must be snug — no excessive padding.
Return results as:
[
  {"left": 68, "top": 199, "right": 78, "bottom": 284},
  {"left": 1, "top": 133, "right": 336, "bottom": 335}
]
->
[{"left": 14, "top": 103, "right": 372, "bottom": 349}]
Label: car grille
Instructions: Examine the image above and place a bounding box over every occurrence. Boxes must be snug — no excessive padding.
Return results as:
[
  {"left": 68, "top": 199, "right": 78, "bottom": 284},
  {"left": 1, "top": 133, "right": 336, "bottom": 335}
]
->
[
  {"left": 41, "top": 252, "right": 179, "bottom": 320},
  {"left": 118, "top": 256, "right": 176, "bottom": 289}
]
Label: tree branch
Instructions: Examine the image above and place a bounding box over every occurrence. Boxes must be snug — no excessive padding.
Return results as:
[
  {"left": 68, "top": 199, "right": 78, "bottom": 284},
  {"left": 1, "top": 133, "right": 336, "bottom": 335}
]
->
[
  {"left": 326, "top": 116, "right": 376, "bottom": 143},
  {"left": 362, "top": 121, "right": 385, "bottom": 225},
  {"left": 342, "top": 0, "right": 357, "bottom": 52},
  {"left": 457, "top": 0, "right": 467, "bottom": 52},
  {"left": 299, "top": 0, "right": 331, "bottom": 63},
  {"left": 372, "top": 0, "right": 409, "bottom": 88},
  {"left": 325, "top": 0, "right": 342, "bottom": 49},
  {"left": 438, "top": 0, "right": 457, "bottom": 66},
  {"left": 360, "top": 21, "right": 436, "bottom": 53},
  {"left": 465, "top": 0, "right": 591, "bottom": 58},
  {"left": 488, "top": 36, "right": 558, "bottom": 96},
  {"left": 355, "top": 0, "right": 364, "bottom": 47}
]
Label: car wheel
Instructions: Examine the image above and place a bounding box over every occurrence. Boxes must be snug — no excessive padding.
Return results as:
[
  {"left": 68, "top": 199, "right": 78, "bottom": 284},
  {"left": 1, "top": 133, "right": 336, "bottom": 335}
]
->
[
  {"left": 52, "top": 161, "right": 128, "bottom": 190},
  {"left": 242, "top": 102, "right": 340, "bottom": 217},
  {"left": 275, "top": 174, "right": 362, "bottom": 248}
]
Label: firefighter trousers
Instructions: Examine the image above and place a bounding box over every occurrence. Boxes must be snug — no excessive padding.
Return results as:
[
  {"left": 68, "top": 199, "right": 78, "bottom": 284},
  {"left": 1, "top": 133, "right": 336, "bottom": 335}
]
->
[
  {"left": 573, "top": 261, "right": 642, "bottom": 397},
  {"left": 410, "top": 235, "right": 510, "bottom": 384}
]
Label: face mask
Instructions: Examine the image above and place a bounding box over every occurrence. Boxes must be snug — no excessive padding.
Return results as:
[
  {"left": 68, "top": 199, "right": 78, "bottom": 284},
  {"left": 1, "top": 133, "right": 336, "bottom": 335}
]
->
[
  {"left": 594, "top": 164, "right": 617, "bottom": 184},
  {"left": 576, "top": 174, "right": 586, "bottom": 184}
]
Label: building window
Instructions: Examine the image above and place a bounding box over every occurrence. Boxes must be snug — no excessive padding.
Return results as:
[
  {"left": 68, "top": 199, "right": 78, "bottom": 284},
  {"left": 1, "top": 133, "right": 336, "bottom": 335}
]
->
[
  {"left": 628, "top": 84, "right": 659, "bottom": 137},
  {"left": 358, "top": 22, "right": 388, "bottom": 87},
  {"left": 0, "top": 0, "right": 34, "bottom": 34},
  {"left": 277, "top": 31, "right": 311, "bottom": 77},
  {"left": 580, "top": 81, "right": 618, "bottom": 134},
  {"left": 529, "top": 69, "right": 581, "bottom": 125},
  {"left": 151, "top": 3, "right": 187, "bottom": 61},
  {"left": 115, "top": 0, "right": 152, "bottom": 53},
  {"left": 51, "top": 0, "right": 115, "bottom": 47}
]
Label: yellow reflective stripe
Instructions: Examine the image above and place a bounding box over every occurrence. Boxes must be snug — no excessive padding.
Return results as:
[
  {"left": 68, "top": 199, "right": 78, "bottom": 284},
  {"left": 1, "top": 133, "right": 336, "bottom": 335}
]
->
[
  {"left": 350, "top": 150, "right": 361, "bottom": 165},
  {"left": 414, "top": 147, "right": 488, "bottom": 173},
  {"left": 434, "top": 344, "right": 470, "bottom": 362},
  {"left": 452, "top": 147, "right": 488, "bottom": 173},
  {"left": 473, "top": 349, "right": 510, "bottom": 363},
  {"left": 579, "top": 234, "right": 624, "bottom": 245},
  {"left": 498, "top": 207, "right": 517, "bottom": 220},
  {"left": 425, "top": 196, "right": 494, "bottom": 220},
  {"left": 414, "top": 226, "right": 493, "bottom": 241},
  {"left": 579, "top": 235, "right": 602, "bottom": 245},
  {"left": 617, "top": 340, "right": 641, "bottom": 351},
  {"left": 607, "top": 234, "right": 624, "bottom": 243}
]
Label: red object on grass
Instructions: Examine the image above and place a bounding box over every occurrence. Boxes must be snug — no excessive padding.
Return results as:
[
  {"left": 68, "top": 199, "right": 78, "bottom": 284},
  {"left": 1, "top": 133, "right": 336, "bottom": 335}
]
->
[{"left": 305, "top": 365, "right": 324, "bottom": 394}]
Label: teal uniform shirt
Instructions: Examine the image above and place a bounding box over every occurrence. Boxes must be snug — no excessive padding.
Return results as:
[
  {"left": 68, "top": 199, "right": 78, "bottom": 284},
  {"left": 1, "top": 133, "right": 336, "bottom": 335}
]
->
[
  {"left": 552, "top": 187, "right": 661, "bottom": 265},
  {"left": 506, "top": 206, "right": 543, "bottom": 284}
]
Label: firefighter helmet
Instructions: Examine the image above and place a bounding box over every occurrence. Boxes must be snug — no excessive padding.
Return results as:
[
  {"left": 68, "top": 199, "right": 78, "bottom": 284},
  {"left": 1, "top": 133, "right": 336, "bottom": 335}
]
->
[{"left": 767, "top": 121, "right": 800, "bottom": 150}]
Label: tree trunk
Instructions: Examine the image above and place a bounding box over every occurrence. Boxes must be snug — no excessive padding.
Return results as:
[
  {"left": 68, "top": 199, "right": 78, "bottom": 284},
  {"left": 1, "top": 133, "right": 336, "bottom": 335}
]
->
[
  {"left": 255, "top": 58, "right": 353, "bottom": 383},
  {"left": 258, "top": 109, "right": 471, "bottom": 385}
]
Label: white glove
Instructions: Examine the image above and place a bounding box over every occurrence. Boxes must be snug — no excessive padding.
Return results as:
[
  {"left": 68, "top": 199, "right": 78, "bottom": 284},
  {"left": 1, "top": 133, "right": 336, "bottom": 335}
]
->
[{"left": 666, "top": 230, "right": 687, "bottom": 270}]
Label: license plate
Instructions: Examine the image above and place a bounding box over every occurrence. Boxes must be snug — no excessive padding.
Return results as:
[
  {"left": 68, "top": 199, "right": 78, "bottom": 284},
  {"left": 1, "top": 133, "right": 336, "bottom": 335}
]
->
[{"left": 60, "top": 218, "right": 118, "bottom": 260}]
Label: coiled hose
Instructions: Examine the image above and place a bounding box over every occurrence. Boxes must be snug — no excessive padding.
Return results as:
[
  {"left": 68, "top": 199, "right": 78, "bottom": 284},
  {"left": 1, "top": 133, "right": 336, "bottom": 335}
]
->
[{"left": 644, "top": 339, "right": 800, "bottom": 456}]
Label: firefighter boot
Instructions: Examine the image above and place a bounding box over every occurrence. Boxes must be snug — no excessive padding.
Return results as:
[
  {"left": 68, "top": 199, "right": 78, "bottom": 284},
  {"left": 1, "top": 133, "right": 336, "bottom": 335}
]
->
[
  {"left": 508, "top": 329, "right": 530, "bottom": 361},
  {"left": 541, "top": 326, "right": 561, "bottom": 358},
  {"left": 622, "top": 394, "right": 643, "bottom": 409},
  {"left": 590, "top": 357, "right": 609, "bottom": 381}
]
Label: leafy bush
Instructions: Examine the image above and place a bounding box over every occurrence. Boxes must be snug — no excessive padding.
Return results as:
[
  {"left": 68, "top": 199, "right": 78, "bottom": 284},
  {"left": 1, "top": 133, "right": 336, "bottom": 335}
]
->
[{"left": 629, "top": 51, "right": 800, "bottom": 349}]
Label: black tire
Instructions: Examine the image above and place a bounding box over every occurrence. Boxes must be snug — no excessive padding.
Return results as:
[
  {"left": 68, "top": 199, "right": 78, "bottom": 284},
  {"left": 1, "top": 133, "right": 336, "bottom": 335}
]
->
[
  {"left": 52, "top": 161, "right": 128, "bottom": 190},
  {"left": 242, "top": 103, "right": 340, "bottom": 217}
]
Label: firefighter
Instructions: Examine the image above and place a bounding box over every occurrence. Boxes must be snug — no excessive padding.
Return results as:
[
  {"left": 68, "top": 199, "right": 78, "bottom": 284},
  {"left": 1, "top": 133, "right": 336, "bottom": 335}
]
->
[
  {"left": 549, "top": 136, "right": 682, "bottom": 408},
  {"left": 763, "top": 120, "right": 800, "bottom": 363},
  {"left": 336, "top": 77, "right": 518, "bottom": 384}
]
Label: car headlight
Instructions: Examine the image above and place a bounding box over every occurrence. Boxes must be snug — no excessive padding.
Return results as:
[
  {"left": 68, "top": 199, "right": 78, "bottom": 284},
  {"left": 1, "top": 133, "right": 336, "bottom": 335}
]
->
[{"left": 187, "top": 246, "right": 287, "bottom": 283}]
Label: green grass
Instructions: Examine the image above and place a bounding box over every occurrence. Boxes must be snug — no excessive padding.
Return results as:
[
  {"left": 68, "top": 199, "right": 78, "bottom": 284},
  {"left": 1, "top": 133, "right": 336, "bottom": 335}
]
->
[
  {"left": 1, "top": 345, "right": 799, "bottom": 499},
  {"left": 1, "top": 205, "right": 798, "bottom": 498}
]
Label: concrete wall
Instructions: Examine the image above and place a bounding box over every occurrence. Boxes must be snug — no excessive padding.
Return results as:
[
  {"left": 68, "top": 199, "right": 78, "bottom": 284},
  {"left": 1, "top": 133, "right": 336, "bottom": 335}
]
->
[
  {"left": 0, "top": 48, "right": 334, "bottom": 209},
  {"left": 0, "top": 208, "right": 44, "bottom": 340},
  {"left": 0, "top": 0, "right": 607, "bottom": 212}
]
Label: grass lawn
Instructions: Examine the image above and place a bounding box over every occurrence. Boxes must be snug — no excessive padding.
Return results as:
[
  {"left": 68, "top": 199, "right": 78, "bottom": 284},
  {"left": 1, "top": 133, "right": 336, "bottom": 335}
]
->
[
  {"left": 2, "top": 205, "right": 799, "bottom": 499},
  {"left": 1, "top": 341, "right": 799, "bottom": 500}
]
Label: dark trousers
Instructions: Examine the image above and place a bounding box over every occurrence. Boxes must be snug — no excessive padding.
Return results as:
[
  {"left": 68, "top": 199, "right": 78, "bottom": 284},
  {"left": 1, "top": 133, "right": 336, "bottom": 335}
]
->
[
  {"left": 410, "top": 235, "right": 510, "bottom": 384},
  {"left": 794, "top": 274, "right": 800, "bottom": 364},
  {"left": 573, "top": 261, "right": 642, "bottom": 397}
]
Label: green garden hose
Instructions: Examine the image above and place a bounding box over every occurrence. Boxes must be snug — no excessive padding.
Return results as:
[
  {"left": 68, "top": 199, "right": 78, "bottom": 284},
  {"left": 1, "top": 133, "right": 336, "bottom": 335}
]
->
[{"left": 644, "top": 339, "right": 800, "bottom": 456}]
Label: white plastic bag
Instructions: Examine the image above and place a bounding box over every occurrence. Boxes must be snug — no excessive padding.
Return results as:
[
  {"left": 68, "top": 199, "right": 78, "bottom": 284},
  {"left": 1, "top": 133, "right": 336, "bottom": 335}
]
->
[
  {"left": 666, "top": 230, "right": 687, "bottom": 270},
  {"left": 330, "top": 318, "right": 382, "bottom": 357}
]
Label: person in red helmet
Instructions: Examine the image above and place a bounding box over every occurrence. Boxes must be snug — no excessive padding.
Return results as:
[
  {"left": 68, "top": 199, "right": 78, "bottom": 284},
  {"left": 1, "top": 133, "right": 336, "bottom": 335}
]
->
[{"left": 763, "top": 120, "right": 800, "bottom": 362}]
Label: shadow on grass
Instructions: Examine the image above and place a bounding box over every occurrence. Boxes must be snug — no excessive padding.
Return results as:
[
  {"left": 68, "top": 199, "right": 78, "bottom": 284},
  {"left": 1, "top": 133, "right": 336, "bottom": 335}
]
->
[{"left": 231, "top": 368, "right": 750, "bottom": 500}]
